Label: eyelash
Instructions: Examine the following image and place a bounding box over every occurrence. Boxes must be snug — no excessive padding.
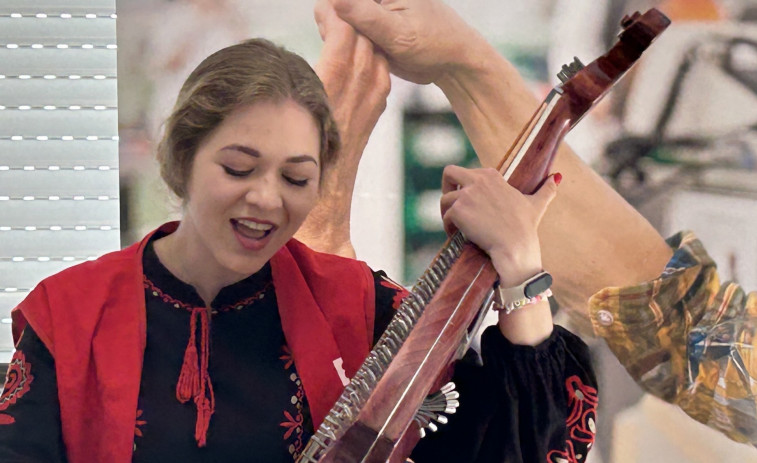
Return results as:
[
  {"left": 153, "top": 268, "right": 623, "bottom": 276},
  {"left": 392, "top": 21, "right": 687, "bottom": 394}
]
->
[
  {"left": 223, "top": 166, "right": 253, "bottom": 177},
  {"left": 222, "top": 166, "right": 309, "bottom": 187},
  {"left": 285, "top": 177, "right": 309, "bottom": 187}
]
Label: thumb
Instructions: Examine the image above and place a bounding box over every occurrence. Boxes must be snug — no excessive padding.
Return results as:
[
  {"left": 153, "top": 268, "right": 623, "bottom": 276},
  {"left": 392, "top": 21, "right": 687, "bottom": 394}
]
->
[
  {"left": 314, "top": 0, "right": 333, "bottom": 41},
  {"left": 330, "top": 0, "right": 397, "bottom": 48},
  {"left": 531, "top": 172, "right": 561, "bottom": 220}
]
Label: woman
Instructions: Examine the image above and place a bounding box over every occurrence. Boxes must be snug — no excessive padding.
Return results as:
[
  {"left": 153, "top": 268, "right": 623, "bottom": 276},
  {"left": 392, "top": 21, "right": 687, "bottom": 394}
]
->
[{"left": 0, "top": 38, "right": 596, "bottom": 462}]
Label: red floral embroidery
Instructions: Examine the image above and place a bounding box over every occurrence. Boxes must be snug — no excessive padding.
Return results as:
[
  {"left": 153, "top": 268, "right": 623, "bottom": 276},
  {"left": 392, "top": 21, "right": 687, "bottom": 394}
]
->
[
  {"left": 0, "top": 350, "right": 34, "bottom": 425},
  {"left": 280, "top": 345, "right": 306, "bottom": 457},
  {"left": 546, "top": 375, "right": 598, "bottom": 463},
  {"left": 134, "top": 409, "right": 147, "bottom": 437},
  {"left": 280, "top": 410, "right": 303, "bottom": 439},
  {"left": 279, "top": 345, "right": 294, "bottom": 370},
  {"left": 380, "top": 276, "right": 410, "bottom": 310}
]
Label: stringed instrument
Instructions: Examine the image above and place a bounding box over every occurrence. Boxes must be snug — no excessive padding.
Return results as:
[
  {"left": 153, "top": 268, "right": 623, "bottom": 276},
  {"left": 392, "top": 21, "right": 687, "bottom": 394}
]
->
[{"left": 298, "top": 9, "right": 671, "bottom": 463}]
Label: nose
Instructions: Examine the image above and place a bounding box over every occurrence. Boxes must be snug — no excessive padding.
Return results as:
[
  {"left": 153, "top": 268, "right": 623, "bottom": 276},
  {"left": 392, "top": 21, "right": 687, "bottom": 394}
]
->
[{"left": 244, "top": 174, "right": 283, "bottom": 211}]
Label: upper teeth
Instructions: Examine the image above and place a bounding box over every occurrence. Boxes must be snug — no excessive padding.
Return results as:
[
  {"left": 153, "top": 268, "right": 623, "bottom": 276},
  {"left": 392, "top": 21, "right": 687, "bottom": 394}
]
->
[{"left": 237, "top": 219, "right": 273, "bottom": 231}]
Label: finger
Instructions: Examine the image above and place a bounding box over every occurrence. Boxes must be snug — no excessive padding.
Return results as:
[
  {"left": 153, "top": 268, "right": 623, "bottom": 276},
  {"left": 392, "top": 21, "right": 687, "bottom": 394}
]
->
[
  {"left": 330, "top": 0, "right": 398, "bottom": 48},
  {"left": 315, "top": 0, "right": 341, "bottom": 39},
  {"left": 372, "top": 46, "right": 391, "bottom": 88},
  {"left": 441, "top": 165, "right": 474, "bottom": 194},
  {"left": 353, "top": 33, "right": 377, "bottom": 74},
  {"left": 314, "top": 0, "right": 330, "bottom": 40},
  {"left": 315, "top": 17, "right": 359, "bottom": 83},
  {"left": 439, "top": 189, "right": 460, "bottom": 219},
  {"left": 316, "top": 0, "right": 357, "bottom": 50},
  {"left": 441, "top": 204, "right": 459, "bottom": 237},
  {"left": 359, "top": 36, "right": 391, "bottom": 96},
  {"left": 373, "top": 45, "right": 390, "bottom": 75},
  {"left": 367, "top": 48, "right": 391, "bottom": 110},
  {"left": 531, "top": 172, "right": 561, "bottom": 222}
]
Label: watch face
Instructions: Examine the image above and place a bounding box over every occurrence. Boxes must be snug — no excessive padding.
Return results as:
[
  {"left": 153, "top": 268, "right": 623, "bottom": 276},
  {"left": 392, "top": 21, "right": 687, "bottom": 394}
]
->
[{"left": 524, "top": 273, "right": 553, "bottom": 298}]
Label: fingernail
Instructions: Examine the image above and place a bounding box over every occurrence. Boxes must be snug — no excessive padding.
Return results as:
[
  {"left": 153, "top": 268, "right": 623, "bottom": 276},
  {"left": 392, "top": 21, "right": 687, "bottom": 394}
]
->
[{"left": 553, "top": 172, "right": 563, "bottom": 186}]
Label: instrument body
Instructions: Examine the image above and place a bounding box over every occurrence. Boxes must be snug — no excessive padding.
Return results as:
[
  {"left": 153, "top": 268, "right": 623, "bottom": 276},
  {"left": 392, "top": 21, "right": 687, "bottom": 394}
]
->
[{"left": 298, "top": 9, "right": 671, "bottom": 463}]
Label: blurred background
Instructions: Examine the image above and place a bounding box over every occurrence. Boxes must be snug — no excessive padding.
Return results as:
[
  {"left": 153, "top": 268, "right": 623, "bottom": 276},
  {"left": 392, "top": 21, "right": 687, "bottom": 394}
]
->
[{"left": 3, "top": 0, "right": 757, "bottom": 461}]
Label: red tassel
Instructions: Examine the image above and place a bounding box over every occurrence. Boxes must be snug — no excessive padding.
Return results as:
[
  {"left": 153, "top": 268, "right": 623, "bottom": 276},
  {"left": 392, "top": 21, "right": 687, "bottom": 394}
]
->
[
  {"left": 176, "top": 309, "right": 201, "bottom": 403},
  {"left": 194, "top": 396, "right": 213, "bottom": 447},
  {"left": 195, "top": 309, "right": 214, "bottom": 447},
  {"left": 175, "top": 307, "right": 215, "bottom": 447},
  {"left": 176, "top": 344, "right": 199, "bottom": 403}
]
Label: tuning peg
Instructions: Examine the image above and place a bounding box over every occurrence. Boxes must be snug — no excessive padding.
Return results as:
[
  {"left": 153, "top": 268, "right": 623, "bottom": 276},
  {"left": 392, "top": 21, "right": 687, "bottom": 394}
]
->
[{"left": 557, "top": 57, "right": 585, "bottom": 83}]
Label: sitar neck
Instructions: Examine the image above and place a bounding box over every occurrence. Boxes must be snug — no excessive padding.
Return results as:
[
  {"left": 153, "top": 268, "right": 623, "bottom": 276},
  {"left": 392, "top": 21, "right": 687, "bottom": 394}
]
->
[{"left": 298, "top": 9, "right": 671, "bottom": 462}]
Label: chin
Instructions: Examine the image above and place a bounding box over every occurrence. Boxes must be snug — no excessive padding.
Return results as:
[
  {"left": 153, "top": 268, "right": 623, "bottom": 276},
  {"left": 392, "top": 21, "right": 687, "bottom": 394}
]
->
[{"left": 221, "top": 249, "right": 271, "bottom": 277}]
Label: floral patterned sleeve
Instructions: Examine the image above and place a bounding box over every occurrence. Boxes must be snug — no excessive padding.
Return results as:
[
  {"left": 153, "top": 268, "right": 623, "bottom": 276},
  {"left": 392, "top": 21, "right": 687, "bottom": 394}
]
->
[
  {"left": 372, "top": 270, "right": 599, "bottom": 463},
  {"left": 589, "top": 231, "right": 757, "bottom": 447},
  {"left": 0, "top": 325, "right": 67, "bottom": 462}
]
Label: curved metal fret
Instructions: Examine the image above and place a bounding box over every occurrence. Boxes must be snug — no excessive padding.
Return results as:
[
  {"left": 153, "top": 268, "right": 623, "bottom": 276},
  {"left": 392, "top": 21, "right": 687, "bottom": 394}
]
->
[{"left": 297, "top": 232, "right": 467, "bottom": 462}]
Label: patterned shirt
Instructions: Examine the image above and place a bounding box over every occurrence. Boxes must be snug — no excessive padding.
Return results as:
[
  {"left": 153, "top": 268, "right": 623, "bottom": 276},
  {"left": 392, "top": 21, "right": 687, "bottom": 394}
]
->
[{"left": 589, "top": 231, "right": 757, "bottom": 447}]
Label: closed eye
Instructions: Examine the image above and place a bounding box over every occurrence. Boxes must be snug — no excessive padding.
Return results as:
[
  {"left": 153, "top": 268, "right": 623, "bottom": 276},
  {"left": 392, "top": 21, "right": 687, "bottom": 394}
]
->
[
  {"left": 284, "top": 175, "right": 309, "bottom": 187},
  {"left": 223, "top": 166, "right": 253, "bottom": 177}
]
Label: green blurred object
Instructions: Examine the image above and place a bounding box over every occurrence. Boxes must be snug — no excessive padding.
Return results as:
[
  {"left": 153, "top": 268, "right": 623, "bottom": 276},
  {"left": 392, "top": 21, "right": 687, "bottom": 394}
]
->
[{"left": 402, "top": 110, "right": 479, "bottom": 283}]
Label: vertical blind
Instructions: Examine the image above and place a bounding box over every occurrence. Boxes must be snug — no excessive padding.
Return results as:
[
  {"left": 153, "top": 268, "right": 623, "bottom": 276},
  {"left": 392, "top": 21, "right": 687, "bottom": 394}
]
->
[{"left": 0, "top": 0, "right": 119, "bottom": 363}]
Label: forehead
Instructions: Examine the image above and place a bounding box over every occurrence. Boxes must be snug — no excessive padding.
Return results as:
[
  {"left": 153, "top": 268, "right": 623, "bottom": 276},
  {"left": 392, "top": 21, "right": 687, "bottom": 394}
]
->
[{"left": 202, "top": 99, "right": 321, "bottom": 159}]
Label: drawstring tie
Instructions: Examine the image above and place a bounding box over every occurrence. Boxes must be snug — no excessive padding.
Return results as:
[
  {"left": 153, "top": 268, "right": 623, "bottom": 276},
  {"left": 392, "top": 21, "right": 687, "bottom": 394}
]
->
[{"left": 176, "top": 307, "right": 215, "bottom": 447}]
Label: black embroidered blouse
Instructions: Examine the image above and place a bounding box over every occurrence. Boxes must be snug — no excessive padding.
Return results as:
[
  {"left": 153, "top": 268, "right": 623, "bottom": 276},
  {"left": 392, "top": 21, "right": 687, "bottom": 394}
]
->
[{"left": 0, "top": 237, "right": 598, "bottom": 463}]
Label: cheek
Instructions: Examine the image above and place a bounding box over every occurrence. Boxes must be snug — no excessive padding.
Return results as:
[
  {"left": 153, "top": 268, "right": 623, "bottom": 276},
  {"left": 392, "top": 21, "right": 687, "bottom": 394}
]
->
[
  {"left": 203, "top": 170, "right": 244, "bottom": 197},
  {"left": 289, "top": 189, "right": 319, "bottom": 223},
  {"left": 186, "top": 177, "right": 239, "bottom": 218}
]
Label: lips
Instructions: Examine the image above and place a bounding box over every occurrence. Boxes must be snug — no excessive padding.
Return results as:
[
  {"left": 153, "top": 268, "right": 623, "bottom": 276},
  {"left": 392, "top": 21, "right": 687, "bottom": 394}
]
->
[{"left": 231, "top": 218, "right": 276, "bottom": 250}]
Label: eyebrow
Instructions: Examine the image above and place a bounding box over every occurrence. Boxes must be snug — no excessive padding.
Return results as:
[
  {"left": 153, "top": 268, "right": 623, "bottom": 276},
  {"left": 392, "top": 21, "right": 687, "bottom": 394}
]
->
[{"left": 221, "top": 144, "right": 318, "bottom": 166}]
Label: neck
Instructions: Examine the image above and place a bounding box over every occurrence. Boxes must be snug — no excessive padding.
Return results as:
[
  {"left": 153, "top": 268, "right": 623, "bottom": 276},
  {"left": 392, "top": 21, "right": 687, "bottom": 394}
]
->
[{"left": 153, "top": 222, "right": 247, "bottom": 306}]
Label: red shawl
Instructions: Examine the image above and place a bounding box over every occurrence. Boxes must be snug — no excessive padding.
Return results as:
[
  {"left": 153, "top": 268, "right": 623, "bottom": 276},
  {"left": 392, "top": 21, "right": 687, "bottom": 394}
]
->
[{"left": 11, "top": 222, "right": 375, "bottom": 463}]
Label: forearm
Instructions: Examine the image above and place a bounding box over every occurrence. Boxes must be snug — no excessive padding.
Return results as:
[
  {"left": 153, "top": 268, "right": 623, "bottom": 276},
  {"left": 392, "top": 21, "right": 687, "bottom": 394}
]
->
[
  {"left": 540, "top": 153, "right": 670, "bottom": 327},
  {"left": 436, "top": 47, "right": 671, "bottom": 325},
  {"left": 295, "top": 92, "right": 376, "bottom": 259},
  {"left": 296, "top": 164, "right": 357, "bottom": 258},
  {"left": 296, "top": 5, "right": 390, "bottom": 258},
  {"left": 436, "top": 42, "right": 539, "bottom": 169}
]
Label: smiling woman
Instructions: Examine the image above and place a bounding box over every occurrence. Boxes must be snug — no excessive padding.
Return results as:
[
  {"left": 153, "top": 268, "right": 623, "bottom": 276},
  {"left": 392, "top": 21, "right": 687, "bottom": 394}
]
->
[
  {"left": 156, "top": 39, "right": 339, "bottom": 201},
  {"left": 155, "top": 99, "right": 323, "bottom": 305},
  {"left": 0, "top": 24, "right": 595, "bottom": 463}
]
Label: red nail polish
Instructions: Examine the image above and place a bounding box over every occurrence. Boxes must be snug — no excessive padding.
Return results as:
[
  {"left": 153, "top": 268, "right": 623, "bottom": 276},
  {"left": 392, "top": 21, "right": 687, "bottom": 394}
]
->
[{"left": 553, "top": 172, "right": 563, "bottom": 186}]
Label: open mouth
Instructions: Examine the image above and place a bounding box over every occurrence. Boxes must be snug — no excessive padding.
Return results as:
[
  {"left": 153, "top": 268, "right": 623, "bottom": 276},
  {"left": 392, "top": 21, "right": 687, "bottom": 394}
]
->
[{"left": 231, "top": 218, "right": 275, "bottom": 240}]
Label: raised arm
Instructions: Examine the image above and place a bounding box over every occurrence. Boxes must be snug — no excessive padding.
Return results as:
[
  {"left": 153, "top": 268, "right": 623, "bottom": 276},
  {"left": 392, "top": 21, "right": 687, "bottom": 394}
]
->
[
  {"left": 295, "top": 1, "right": 390, "bottom": 257},
  {"left": 328, "top": 0, "right": 672, "bottom": 328}
]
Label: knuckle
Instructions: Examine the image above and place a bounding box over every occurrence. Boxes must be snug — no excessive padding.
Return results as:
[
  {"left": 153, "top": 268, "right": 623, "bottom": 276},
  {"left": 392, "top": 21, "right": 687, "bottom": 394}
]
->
[{"left": 331, "top": 0, "right": 349, "bottom": 13}]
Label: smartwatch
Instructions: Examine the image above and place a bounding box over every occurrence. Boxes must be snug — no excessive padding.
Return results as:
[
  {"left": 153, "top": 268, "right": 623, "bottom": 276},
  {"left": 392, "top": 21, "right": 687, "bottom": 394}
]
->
[{"left": 495, "top": 271, "right": 553, "bottom": 309}]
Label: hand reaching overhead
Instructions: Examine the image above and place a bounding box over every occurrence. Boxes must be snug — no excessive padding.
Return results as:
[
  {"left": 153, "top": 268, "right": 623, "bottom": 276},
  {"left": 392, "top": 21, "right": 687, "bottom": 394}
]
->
[
  {"left": 326, "top": 0, "right": 491, "bottom": 84},
  {"left": 295, "top": 1, "right": 391, "bottom": 257}
]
